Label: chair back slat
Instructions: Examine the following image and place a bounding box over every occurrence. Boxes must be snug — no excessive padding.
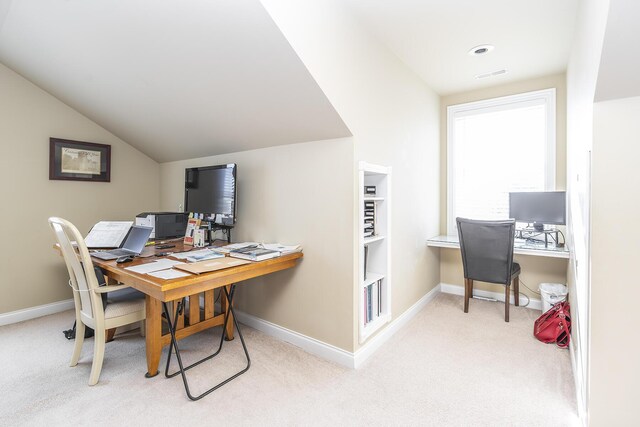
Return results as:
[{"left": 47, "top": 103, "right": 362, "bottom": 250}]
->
[
  {"left": 48, "top": 217, "right": 103, "bottom": 321},
  {"left": 456, "top": 218, "right": 515, "bottom": 285}
]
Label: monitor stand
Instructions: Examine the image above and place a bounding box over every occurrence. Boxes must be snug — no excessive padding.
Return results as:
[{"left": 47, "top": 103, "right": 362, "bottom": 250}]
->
[
  {"left": 211, "top": 225, "right": 233, "bottom": 244},
  {"left": 516, "top": 225, "right": 560, "bottom": 248}
]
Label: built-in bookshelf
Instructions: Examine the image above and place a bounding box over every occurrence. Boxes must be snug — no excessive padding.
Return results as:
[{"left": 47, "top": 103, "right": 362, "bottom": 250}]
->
[{"left": 358, "top": 161, "right": 391, "bottom": 343}]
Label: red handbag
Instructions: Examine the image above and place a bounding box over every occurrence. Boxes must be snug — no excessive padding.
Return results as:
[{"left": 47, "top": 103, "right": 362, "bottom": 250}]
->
[{"left": 533, "top": 301, "right": 571, "bottom": 348}]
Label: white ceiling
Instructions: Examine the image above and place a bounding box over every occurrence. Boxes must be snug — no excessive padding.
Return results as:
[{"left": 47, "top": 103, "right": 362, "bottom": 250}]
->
[
  {"left": 0, "top": 0, "right": 350, "bottom": 162},
  {"left": 0, "top": 0, "right": 583, "bottom": 162},
  {"left": 595, "top": 0, "right": 640, "bottom": 102},
  {"left": 344, "top": 0, "right": 579, "bottom": 95}
]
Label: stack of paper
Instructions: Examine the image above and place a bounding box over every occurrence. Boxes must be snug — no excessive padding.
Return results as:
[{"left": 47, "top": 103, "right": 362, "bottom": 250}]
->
[
  {"left": 171, "top": 248, "right": 224, "bottom": 263},
  {"left": 124, "top": 259, "right": 185, "bottom": 274},
  {"left": 261, "top": 243, "right": 303, "bottom": 254},
  {"left": 215, "top": 242, "right": 260, "bottom": 254}
]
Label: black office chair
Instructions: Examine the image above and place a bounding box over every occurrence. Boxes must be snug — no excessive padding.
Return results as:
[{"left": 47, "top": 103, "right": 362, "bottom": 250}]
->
[{"left": 456, "top": 217, "right": 520, "bottom": 322}]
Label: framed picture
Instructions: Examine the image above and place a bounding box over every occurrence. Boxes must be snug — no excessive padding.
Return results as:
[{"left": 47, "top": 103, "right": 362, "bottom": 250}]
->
[{"left": 49, "top": 138, "right": 111, "bottom": 182}]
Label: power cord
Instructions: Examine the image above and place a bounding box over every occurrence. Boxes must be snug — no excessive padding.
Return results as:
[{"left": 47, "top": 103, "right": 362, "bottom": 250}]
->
[{"left": 520, "top": 277, "right": 541, "bottom": 295}]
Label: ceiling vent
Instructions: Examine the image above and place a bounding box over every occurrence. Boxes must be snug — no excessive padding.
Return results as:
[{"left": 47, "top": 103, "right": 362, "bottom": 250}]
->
[{"left": 475, "top": 69, "right": 507, "bottom": 79}]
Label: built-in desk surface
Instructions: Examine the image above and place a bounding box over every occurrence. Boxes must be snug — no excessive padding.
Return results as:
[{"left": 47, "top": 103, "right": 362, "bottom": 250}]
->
[{"left": 427, "top": 235, "right": 570, "bottom": 259}]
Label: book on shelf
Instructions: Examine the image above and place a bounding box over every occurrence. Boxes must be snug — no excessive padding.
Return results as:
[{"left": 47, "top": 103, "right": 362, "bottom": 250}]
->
[
  {"left": 229, "top": 247, "right": 281, "bottom": 262},
  {"left": 363, "top": 278, "right": 383, "bottom": 325},
  {"left": 364, "top": 246, "right": 368, "bottom": 280},
  {"left": 377, "top": 278, "right": 382, "bottom": 316},
  {"left": 364, "top": 288, "right": 368, "bottom": 323}
]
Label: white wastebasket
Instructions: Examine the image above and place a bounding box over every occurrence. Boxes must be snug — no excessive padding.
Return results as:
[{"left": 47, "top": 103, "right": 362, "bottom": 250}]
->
[{"left": 539, "top": 283, "right": 568, "bottom": 313}]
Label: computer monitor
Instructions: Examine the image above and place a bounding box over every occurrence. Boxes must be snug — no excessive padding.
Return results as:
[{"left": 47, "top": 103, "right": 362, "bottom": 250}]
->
[
  {"left": 509, "top": 191, "right": 566, "bottom": 231},
  {"left": 184, "top": 163, "right": 237, "bottom": 226}
]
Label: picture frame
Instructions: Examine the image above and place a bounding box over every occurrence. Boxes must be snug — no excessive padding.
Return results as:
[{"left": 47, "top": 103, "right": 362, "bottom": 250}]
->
[{"left": 49, "top": 137, "right": 111, "bottom": 182}]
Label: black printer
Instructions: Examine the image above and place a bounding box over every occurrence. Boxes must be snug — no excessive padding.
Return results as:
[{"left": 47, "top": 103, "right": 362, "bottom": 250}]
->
[{"left": 135, "top": 212, "right": 188, "bottom": 239}]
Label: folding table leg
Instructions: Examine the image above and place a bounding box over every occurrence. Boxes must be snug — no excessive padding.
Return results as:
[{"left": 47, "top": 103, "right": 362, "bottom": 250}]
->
[{"left": 162, "top": 285, "right": 251, "bottom": 401}]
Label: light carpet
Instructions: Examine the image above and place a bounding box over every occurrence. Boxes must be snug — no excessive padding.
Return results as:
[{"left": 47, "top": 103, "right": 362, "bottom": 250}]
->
[{"left": 0, "top": 293, "right": 578, "bottom": 426}]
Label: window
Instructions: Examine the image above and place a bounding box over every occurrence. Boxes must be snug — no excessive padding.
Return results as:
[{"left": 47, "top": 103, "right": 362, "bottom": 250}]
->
[{"left": 447, "top": 89, "right": 556, "bottom": 235}]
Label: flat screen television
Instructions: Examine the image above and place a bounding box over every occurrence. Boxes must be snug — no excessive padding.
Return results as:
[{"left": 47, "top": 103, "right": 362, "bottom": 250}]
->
[
  {"left": 509, "top": 191, "right": 566, "bottom": 231},
  {"left": 184, "top": 163, "right": 237, "bottom": 226}
]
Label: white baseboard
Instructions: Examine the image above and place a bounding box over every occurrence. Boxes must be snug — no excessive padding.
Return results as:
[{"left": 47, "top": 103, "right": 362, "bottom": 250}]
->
[
  {"left": 440, "top": 282, "right": 542, "bottom": 311},
  {"left": 0, "top": 299, "right": 74, "bottom": 327},
  {"left": 2, "top": 285, "right": 440, "bottom": 371},
  {"left": 353, "top": 284, "right": 440, "bottom": 368},
  {"left": 233, "top": 309, "right": 356, "bottom": 368},
  {"left": 234, "top": 285, "right": 441, "bottom": 369}
]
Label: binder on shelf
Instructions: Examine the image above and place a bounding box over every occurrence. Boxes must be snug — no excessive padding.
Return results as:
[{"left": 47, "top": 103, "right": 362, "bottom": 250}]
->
[
  {"left": 367, "top": 284, "right": 373, "bottom": 323},
  {"left": 377, "top": 278, "right": 382, "bottom": 316},
  {"left": 364, "top": 246, "right": 368, "bottom": 281}
]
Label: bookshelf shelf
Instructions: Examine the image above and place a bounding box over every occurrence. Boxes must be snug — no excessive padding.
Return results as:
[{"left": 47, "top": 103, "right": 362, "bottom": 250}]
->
[
  {"left": 364, "top": 235, "right": 385, "bottom": 245},
  {"left": 362, "top": 272, "right": 384, "bottom": 288},
  {"left": 358, "top": 161, "right": 391, "bottom": 344}
]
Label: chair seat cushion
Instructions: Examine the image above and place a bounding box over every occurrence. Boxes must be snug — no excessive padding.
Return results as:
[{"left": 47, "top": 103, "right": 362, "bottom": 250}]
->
[
  {"left": 512, "top": 262, "right": 521, "bottom": 277},
  {"left": 107, "top": 287, "right": 145, "bottom": 304},
  {"left": 104, "top": 299, "right": 145, "bottom": 320}
]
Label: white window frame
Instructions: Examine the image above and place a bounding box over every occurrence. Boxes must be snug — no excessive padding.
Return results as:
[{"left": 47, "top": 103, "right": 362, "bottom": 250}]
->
[{"left": 447, "top": 88, "right": 556, "bottom": 235}]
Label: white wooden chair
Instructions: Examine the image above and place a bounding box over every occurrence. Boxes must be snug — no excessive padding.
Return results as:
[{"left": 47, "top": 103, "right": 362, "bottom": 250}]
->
[{"left": 48, "top": 217, "right": 146, "bottom": 385}]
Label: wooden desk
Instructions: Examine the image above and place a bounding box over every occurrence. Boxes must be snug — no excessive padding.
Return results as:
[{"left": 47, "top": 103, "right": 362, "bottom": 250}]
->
[{"left": 90, "top": 243, "right": 303, "bottom": 378}]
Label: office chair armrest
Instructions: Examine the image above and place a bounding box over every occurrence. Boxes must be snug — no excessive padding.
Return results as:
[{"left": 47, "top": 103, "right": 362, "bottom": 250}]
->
[{"left": 93, "top": 284, "right": 130, "bottom": 294}]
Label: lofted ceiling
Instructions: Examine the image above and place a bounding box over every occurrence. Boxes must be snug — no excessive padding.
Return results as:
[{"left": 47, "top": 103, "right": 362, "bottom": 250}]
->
[
  {"left": 0, "top": 0, "right": 351, "bottom": 163},
  {"left": 0, "top": 0, "right": 583, "bottom": 162},
  {"left": 595, "top": 0, "right": 640, "bottom": 102},
  {"left": 344, "top": 0, "right": 579, "bottom": 95}
]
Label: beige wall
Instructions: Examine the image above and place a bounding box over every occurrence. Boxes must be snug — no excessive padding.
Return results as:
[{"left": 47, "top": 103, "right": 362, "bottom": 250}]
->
[
  {"left": 261, "top": 0, "right": 441, "bottom": 351},
  {"left": 440, "top": 249, "right": 569, "bottom": 301},
  {"left": 438, "top": 74, "right": 568, "bottom": 298},
  {"left": 590, "top": 96, "right": 639, "bottom": 425},
  {"left": 0, "top": 63, "right": 160, "bottom": 314},
  {"left": 565, "top": 0, "right": 611, "bottom": 421},
  {"left": 160, "top": 138, "right": 354, "bottom": 351}
]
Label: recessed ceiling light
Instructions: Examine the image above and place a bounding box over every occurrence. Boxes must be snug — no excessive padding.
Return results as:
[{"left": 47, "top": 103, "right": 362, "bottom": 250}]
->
[
  {"left": 468, "top": 44, "right": 495, "bottom": 56},
  {"left": 475, "top": 69, "right": 508, "bottom": 79}
]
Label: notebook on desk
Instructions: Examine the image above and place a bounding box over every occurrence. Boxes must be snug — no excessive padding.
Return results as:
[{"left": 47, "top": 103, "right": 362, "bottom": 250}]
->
[{"left": 91, "top": 226, "right": 153, "bottom": 260}]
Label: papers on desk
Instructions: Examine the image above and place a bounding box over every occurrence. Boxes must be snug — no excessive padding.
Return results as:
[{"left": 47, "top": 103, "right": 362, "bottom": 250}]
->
[
  {"left": 147, "top": 269, "right": 191, "bottom": 280},
  {"left": 215, "top": 242, "right": 260, "bottom": 254},
  {"left": 124, "top": 259, "right": 184, "bottom": 274},
  {"left": 261, "top": 243, "right": 303, "bottom": 254},
  {"left": 84, "top": 221, "right": 133, "bottom": 248},
  {"left": 216, "top": 242, "right": 303, "bottom": 255},
  {"left": 171, "top": 248, "right": 224, "bottom": 263}
]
